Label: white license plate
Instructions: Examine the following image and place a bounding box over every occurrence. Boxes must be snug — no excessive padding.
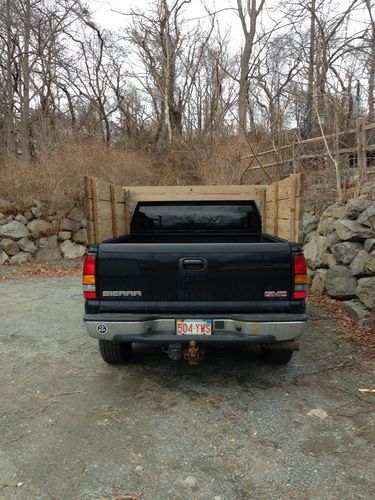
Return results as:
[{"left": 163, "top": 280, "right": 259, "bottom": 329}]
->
[{"left": 176, "top": 319, "right": 212, "bottom": 336}]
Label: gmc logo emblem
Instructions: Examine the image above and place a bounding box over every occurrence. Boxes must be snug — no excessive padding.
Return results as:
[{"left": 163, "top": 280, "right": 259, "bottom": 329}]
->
[{"left": 102, "top": 291, "right": 142, "bottom": 297}]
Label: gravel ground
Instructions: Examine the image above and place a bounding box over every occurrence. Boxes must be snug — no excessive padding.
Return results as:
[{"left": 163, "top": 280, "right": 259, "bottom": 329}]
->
[{"left": 0, "top": 274, "right": 374, "bottom": 500}]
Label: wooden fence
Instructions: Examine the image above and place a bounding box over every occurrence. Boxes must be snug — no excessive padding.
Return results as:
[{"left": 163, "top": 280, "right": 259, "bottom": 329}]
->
[
  {"left": 238, "top": 117, "right": 375, "bottom": 182},
  {"left": 84, "top": 173, "right": 304, "bottom": 244}
]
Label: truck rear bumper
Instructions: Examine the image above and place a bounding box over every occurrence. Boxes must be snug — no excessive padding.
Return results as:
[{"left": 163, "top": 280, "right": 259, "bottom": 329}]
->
[{"left": 84, "top": 314, "right": 307, "bottom": 344}]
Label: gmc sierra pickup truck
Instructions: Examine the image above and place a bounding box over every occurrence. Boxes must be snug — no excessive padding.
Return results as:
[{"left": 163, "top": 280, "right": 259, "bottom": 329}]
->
[{"left": 83, "top": 199, "right": 307, "bottom": 365}]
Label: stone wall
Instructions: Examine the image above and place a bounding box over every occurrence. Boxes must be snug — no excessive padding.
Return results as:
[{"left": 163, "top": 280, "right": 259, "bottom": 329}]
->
[
  {"left": 303, "top": 183, "right": 375, "bottom": 327},
  {"left": 0, "top": 203, "right": 87, "bottom": 264}
]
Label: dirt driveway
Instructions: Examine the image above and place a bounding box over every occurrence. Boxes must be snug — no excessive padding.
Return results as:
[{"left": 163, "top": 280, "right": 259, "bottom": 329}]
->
[{"left": 0, "top": 272, "right": 374, "bottom": 500}]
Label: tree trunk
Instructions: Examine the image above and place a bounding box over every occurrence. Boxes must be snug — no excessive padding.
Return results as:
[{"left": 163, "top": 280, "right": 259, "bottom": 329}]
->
[{"left": 21, "top": 0, "right": 31, "bottom": 165}]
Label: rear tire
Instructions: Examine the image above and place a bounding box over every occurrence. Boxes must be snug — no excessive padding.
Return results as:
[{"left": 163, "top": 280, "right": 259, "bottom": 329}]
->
[
  {"left": 261, "top": 346, "right": 293, "bottom": 365},
  {"left": 99, "top": 340, "right": 132, "bottom": 364}
]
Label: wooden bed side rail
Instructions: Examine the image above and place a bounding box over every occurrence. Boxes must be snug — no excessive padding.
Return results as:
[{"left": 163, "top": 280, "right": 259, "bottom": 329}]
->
[{"left": 84, "top": 174, "right": 303, "bottom": 244}]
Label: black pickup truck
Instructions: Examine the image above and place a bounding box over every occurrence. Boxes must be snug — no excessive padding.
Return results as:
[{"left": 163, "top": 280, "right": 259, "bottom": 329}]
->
[{"left": 83, "top": 200, "right": 307, "bottom": 365}]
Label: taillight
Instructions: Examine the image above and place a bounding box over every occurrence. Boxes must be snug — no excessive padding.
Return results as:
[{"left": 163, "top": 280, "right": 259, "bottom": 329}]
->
[
  {"left": 83, "top": 254, "right": 96, "bottom": 299},
  {"left": 293, "top": 253, "right": 307, "bottom": 300}
]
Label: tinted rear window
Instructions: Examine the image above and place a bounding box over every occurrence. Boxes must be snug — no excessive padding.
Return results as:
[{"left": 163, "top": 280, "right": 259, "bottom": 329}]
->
[{"left": 131, "top": 201, "right": 261, "bottom": 232}]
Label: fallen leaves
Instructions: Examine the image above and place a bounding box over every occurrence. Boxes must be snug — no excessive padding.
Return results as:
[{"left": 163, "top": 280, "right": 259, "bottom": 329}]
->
[
  {"left": 0, "top": 261, "right": 82, "bottom": 280},
  {"left": 307, "top": 408, "right": 328, "bottom": 419},
  {"left": 308, "top": 293, "right": 374, "bottom": 350}
]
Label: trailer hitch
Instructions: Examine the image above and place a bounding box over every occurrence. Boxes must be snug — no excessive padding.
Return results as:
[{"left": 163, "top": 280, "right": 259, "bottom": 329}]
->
[{"left": 183, "top": 341, "right": 205, "bottom": 365}]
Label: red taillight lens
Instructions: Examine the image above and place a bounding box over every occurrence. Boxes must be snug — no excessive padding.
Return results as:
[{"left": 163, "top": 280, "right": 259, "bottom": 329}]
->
[
  {"left": 83, "top": 254, "right": 96, "bottom": 299},
  {"left": 293, "top": 253, "right": 307, "bottom": 300},
  {"left": 294, "top": 254, "right": 307, "bottom": 275}
]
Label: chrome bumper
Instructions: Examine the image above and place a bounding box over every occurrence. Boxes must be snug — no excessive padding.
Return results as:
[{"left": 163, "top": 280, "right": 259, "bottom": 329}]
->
[{"left": 84, "top": 316, "right": 307, "bottom": 343}]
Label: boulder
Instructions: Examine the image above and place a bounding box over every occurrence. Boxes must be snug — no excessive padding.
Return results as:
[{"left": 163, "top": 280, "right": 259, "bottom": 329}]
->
[
  {"left": 364, "top": 238, "right": 375, "bottom": 253},
  {"left": 357, "top": 277, "right": 375, "bottom": 310},
  {"left": 0, "top": 212, "right": 5, "bottom": 220},
  {"left": 0, "top": 238, "right": 19, "bottom": 256},
  {"left": 343, "top": 301, "right": 371, "bottom": 323},
  {"left": 60, "top": 240, "right": 86, "bottom": 259},
  {"left": 324, "top": 266, "right": 357, "bottom": 299},
  {"left": 303, "top": 214, "right": 319, "bottom": 236},
  {"left": 368, "top": 183, "right": 375, "bottom": 201},
  {"left": 310, "top": 269, "right": 327, "bottom": 294},
  {"left": 31, "top": 206, "right": 43, "bottom": 218},
  {"left": 321, "top": 203, "right": 347, "bottom": 219},
  {"left": 0, "top": 220, "right": 28, "bottom": 240},
  {"left": 18, "top": 237, "right": 37, "bottom": 255},
  {"left": 307, "top": 268, "right": 315, "bottom": 286},
  {"left": 15, "top": 214, "right": 27, "bottom": 225},
  {"left": 326, "top": 253, "right": 338, "bottom": 268},
  {"left": 23, "top": 211, "right": 33, "bottom": 221},
  {"left": 0, "top": 249, "right": 9, "bottom": 265},
  {"left": 58, "top": 231, "right": 71, "bottom": 241},
  {"left": 344, "top": 197, "right": 371, "bottom": 220},
  {"left": 27, "top": 219, "right": 52, "bottom": 234},
  {"left": 39, "top": 235, "right": 58, "bottom": 249},
  {"left": 67, "top": 207, "right": 83, "bottom": 222},
  {"left": 73, "top": 228, "right": 87, "bottom": 245},
  {"left": 59, "top": 218, "right": 81, "bottom": 232},
  {"left": 331, "top": 242, "right": 362, "bottom": 265},
  {"left": 35, "top": 248, "right": 61, "bottom": 262},
  {"left": 357, "top": 203, "right": 375, "bottom": 230},
  {"left": 364, "top": 253, "right": 375, "bottom": 274},
  {"left": 317, "top": 217, "right": 336, "bottom": 236},
  {"left": 10, "top": 251, "right": 32, "bottom": 264},
  {"left": 327, "top": 230, "right": 340, "bottom": 247},
  {"left": 334, "top": 219, "right": 374, "bottom": 241},
  {"left": 350, "top": 250, "right": 369, "bottom": 277},
  {"left": 304, "top": 235, "right": 329, "bottom": 269}
]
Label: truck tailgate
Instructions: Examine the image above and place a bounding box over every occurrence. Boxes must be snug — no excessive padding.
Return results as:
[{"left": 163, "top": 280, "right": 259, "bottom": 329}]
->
[{"left": 97, "top": 240, "right": 293, "bottom": 313}]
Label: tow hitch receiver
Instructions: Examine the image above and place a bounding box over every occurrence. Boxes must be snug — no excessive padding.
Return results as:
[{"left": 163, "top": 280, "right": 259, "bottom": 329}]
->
[{"left": 183, "top": 341, "right": 205, "bottom": 365}]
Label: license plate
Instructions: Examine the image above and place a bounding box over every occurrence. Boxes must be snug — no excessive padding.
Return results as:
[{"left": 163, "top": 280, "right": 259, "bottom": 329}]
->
[{"left": 176, "top": 319, "right": 212, "bottom": 336}]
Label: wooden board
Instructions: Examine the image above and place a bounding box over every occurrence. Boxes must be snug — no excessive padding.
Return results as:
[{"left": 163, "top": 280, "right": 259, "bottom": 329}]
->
[{"left": 84, "top": 174, "right": 304, "bottom": 244}]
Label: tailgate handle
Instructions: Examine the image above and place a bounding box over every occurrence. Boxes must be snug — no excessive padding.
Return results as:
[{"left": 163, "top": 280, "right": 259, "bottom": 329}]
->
[{"left": 179, "top": 258, "right": 207, "bottom": 271}]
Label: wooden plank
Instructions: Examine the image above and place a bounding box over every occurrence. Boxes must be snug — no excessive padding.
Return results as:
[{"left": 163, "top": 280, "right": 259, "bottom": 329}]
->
[
  {"left": 126, "top": 184, "right": 267, "bottom": 202},
  {"left": 86, "top": 221, "right": 95, "bottom": 245},
  {"left": 110, "top": 184, "right": 118, "bottom": 237},
  {"left": 84, "top": 176, "right": 93, "bottom": 222},
  {"left": 88, "top": 199, "right": 126, "bottom": 221},
  {"left": 265, "top": 218, "right": 300, "bottom": 240},
  {"left": 297, "top": 173, "right": 305, "bottom": 242},
  {"left": 261, "top": 188, "right": 267, "bottom": 232},
  {"left": 266, "top": 195, "right": 301, "bottom": 219},
  {"left": 91, "top": 177, "right": 101, "bottom": 243},
  {"left": 289, "top": 175, "right": 298, "bottom": 241},
  {"left": 273, "top": 182, "right": 279, "bottom": 236},
  {"left": 124, "top": 189, "right": 130, "bottom": 234}
]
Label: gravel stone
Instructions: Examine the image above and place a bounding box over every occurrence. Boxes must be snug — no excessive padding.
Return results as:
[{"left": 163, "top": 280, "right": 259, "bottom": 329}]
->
[{"left": 0, "top": 220, "right": 28, "bottom": 240}]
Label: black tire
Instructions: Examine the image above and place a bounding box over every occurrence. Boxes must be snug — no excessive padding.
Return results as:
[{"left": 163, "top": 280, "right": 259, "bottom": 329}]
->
[
  {"left": 99, "top": 339, "right": 132, "bottom": 364},
  {"left": 261, "top": 347, "right": 293, "bottom": 365}
]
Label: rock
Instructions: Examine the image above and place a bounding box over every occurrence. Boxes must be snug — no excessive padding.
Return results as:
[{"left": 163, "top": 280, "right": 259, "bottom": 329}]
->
[
  {"left": 344, "top": 197, "right": 371, "bottom": 220},
  {"left": 59, "top": 218, "right": 81, "bottom": 232},
  {"left": 0, "top": 249, "right": 9, "bottom": 264},
  {"left": 307, "top": 268, "right": 315, "bottom": 286},
  {"left": 67, "top": 207, "right": 83, "bottom": 222},
  {"left": 58, "top": 231, "right": 71, "bottom": 241},
  {"left": 23, "top": 211, "right": 33, "bottom": 221},
  {"left": 27, "top": 219, "right": 52, "bottom": 234},
  {"left": 357, "top": 277, "right": 375, "bottom": 310},
  {"left": 178, "top": 476, "right": 198, "bottom": 489},
  {"left": 343, "top": 301, "right": 371, "bottom": 323},
  {"left": 350, "top": 250, "right": 369, "bottom": 277},
  {"left": 368, "top": 183, "right": 375, "bottom": 201},
  {"left": 60, "top": 240, "right": 86, "bottom": 259},
  {"left": 31, "top": 206, "right": 43, "bottom": 218},
  {"left": 310, "top": 269, "right": 327, "bottom": 294},
  {"left": 304, "top": 235, "right": 329, "bottom": 269},
  {"left": 364, "top": 253, "right": 375, "bottom": 274},
  {"left": 0, "top": 212, "right": 4, "bottom": 220},
  {"left": 0, "top": 221, "right": 28, "bottom": 240},
  {"left": 327, "top": 230, "right": 340, "bottom": 247},
  {"left": 35, "top": 248, "right": 61, "bottom": 262},
  {"left": 18, "top": 237, "right": 37, "bottom": 255},
  {"left": 325, "top": 266, "right": 357, "bottom": 299},
  {"left": 15, "top": 214, "right": 27, "bottom": 225},
  {"left": 135, "top": 465, "right": 143, "bottom": 472},
  {"left": 357, "top": 203, "right": 375, "bottom": 230},
  {"left": 10, "top": 251, "right": 32, "bottom": 264},
  {"left": 39, "top": 236, "right": 58, "bottom": 249},
  {"left": 364, "top": 238, "right": 375, "bottom": 253},
  {"left": 334, "top": 219, "right": 374, "bottom": 241},
  {"left": 331, "top": 242, "right": 362, "bottom": 265},
  {"left": 321, "top": 203, "right": 347, "bottom": 219},
  {"left": 73, "top": 228, "right": 87, "bottom": 245},
  {"left": 326, "top": 253, "right": 338, "bottom": 268},
  {"left": 303, "top": 213, "right": 319, "bottom": 236},
  {"left": 0, "top": 238, "right": 19, "bottom": 256},
  {"left": 317, "top": 217, "right": 336, "bottom": 236},
  {"left": 307, "top": 408, "right": 328, "bottom": 419}
]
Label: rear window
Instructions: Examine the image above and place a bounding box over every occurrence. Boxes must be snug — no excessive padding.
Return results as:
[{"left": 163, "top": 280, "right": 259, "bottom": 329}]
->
[{"left": 131, "top": 201, "right": 261, "bottom": 232}]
